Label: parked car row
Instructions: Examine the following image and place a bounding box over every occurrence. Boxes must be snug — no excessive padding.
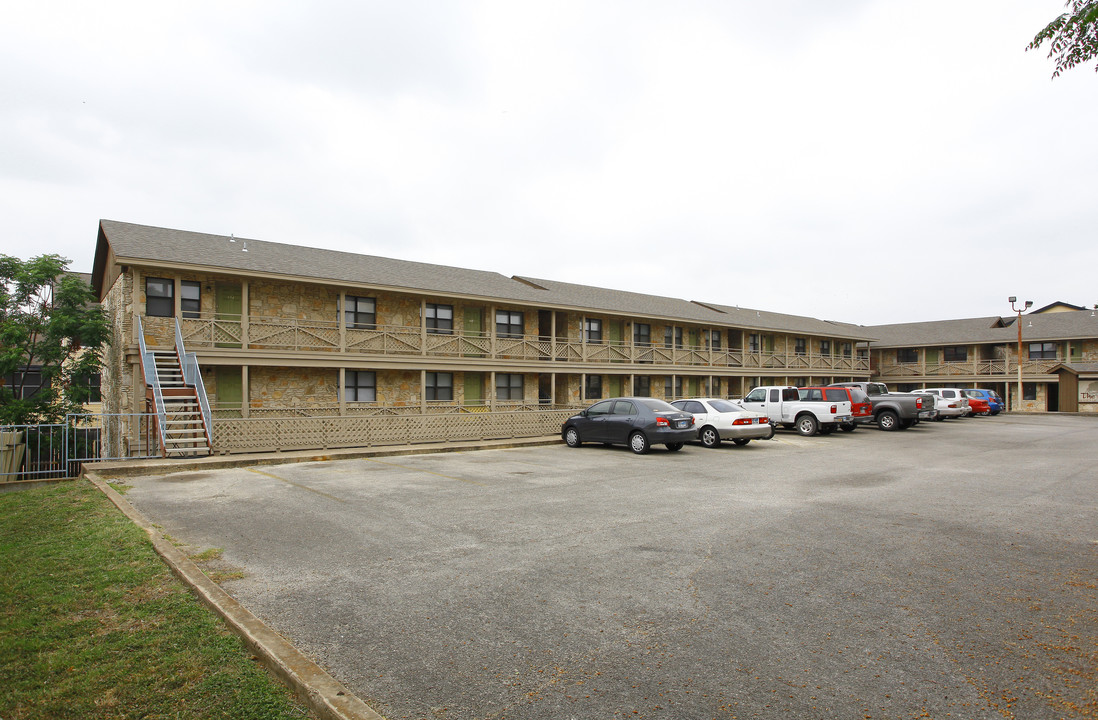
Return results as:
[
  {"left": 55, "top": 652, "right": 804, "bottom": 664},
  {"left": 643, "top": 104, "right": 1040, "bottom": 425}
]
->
[{"left": 560, "top": 384, "right": 1004, "bottom": 453}]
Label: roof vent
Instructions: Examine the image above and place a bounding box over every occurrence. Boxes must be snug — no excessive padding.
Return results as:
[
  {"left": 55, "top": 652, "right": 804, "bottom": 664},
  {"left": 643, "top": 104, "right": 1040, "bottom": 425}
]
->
[{"left": 242, "top": 241, "right": 248, "bottom": 252}]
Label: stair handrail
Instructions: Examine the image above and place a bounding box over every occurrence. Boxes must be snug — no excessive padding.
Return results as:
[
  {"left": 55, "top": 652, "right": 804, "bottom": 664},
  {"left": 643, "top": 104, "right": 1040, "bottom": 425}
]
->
[
  {"left": 136, "top": 315, "right": 169, "bottom": 456},
  {"left": 175, "top": 319, "right": 213, "bottom": 451}
]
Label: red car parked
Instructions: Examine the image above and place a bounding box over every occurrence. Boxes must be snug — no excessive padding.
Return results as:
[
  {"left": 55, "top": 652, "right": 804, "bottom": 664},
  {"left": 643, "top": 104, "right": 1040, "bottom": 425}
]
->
[
  {"left": 798, "top": 385, "right": 873, "bottom": 432},
  {"left": 962, "top": 391, "right": 991, "bottom": 416}
]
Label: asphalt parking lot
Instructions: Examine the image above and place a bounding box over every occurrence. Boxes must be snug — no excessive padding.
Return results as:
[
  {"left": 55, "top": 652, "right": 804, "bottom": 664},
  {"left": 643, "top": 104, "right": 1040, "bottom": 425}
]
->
[{"left": 120, "top": 414, "right": 1097, "bottom": 720}]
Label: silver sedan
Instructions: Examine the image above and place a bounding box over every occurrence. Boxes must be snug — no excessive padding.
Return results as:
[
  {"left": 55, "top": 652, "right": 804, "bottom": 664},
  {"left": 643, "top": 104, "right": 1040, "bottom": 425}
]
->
[{"left": 671, "top": 398, "right": 775, "bottom": 448}]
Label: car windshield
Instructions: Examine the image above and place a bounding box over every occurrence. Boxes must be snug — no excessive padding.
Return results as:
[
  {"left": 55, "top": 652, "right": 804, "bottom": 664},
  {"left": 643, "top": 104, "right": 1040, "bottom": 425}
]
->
[
  {"left": 866, "top": 383, "right": 887, "bottom": 396},
  {"left": 639, "top": 398, "right": 680, "bottom": 412},
  {"left": 708, "top": 399, "right": 740, "bottom": 413},
  {"left": 850, "top": 388, "right": 870, "bottom": 403}
]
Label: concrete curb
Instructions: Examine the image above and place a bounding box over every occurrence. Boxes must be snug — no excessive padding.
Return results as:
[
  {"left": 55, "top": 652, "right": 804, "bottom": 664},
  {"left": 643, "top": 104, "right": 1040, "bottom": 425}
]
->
[{"left": 86, "top": 471, "right": 387, "bottom": 720}]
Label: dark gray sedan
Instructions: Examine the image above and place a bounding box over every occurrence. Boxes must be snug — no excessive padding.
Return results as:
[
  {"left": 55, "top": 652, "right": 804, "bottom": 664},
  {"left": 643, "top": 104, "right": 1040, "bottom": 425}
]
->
[{"left": 561, "top": 397, "right": 696, "bottom": 454}]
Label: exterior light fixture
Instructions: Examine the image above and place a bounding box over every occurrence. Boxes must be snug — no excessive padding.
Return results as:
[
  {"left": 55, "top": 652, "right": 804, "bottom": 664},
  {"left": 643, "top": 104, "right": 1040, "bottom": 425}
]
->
[{"left": 1008, "top": 297, "right": 1033, "bottom": 412}]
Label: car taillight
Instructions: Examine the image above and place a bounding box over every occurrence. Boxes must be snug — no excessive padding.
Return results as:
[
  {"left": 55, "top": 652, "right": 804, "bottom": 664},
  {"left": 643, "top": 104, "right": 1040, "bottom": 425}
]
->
[
  {"left": 916, "top": 398, "right": 923, "bottom": 408},
  {"left": 732, "top": 418, "right": 752, "bottom": 425},
  {"left": 830, "top": 404, "right": 837, "bottom": 413},
  {"left": 656, "top": 416, "right": 669, "bottom": 426}
]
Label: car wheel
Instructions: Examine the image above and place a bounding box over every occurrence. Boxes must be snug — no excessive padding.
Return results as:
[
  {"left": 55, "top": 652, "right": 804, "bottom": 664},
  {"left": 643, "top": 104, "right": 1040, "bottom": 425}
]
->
[
  {"left": 700, "top": 426, "right": 721, "bottom": 448},
  {"left": 764, "top": 425, "right": 775, "bottom": 440},
  {"left": 840, "top": 423, "right": 856, "bottom": 433},
  {"left": 563, "top": 426, "right": 582, "bottom": 447},
  {"left": 629, "top": 431, "right": 650, "bottom": 455},
  {"left": 796, "top": 414, "right": 818, "bottom": 436},
  {"left": 732, "top": 438, "right": 750, "bottom": 446},
  {"left": 666, "top": 442, "right": 684, "bottom": 452},
  {"left": 877, "top": 410, "right": 899, "bottom": 431}
]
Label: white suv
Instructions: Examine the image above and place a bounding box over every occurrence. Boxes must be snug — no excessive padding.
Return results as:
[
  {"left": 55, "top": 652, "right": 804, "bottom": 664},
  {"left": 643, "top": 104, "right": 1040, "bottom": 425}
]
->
[{"left": 919, "top": 388, "right": 971, "bottom": 419}]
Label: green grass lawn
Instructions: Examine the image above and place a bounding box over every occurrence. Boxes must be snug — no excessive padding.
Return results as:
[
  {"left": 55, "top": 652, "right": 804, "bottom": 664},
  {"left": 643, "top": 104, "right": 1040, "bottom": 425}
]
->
[{"left": 0, "top": 479, "right": 314, "bottom": 720}]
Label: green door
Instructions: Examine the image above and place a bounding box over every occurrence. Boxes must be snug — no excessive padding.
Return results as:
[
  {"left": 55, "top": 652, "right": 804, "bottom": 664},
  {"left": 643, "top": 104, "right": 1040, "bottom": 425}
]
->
[
  {"left": 925, "top": 348, "right": 939, "bottom": 365},
  {"left": 609, "top": 320, "right": 623, "bottom": 362},
  {"left": 215, "top": 283, "right": 242, "bottom": 348},
  {"left": 464, "top": 308, "right": 484, "bottom": 357},
  {"left": 215, "top": 367, "right": 243, "bottom": 416},
  {"left": 608, "top": 376, "right": 623, "bottom": 397},
  {"left": 464, "top": 373, "right": 484, "bottom": 407}
]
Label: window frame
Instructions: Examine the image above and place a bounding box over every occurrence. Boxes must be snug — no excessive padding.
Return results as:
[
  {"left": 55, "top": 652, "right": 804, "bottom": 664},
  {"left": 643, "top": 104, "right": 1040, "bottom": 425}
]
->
[
  {"left": 1028, "top": 342, "right": 1057, "bottom": 360},
  {"left": 495, "top": 310, "right": 524, "bottom": 339},
  {"left": 943, "top": 345, "right": 968, "bottom": 362},
  {"left": 897, "top": 348, "right": 919, "bottom": 364},
  {"left": 584, "top": 318, "right": 603, "bottom": 344},
  {"left": 180, "top": 281, "right": 201, "bottom": 319},
  {"left": 146, "top": 277, "right": 174, "bottom": 317},
  {"left": 344, "top": 370, "right": 377, "bottom": 402},
  {"left": 345, "top": 295, "right": 377, "bottom": 330},
  {"left": 425, "top": 303, "right": 453, "bottom": 335},
  {"left": 633, "top": 323, "right": 651, "bottom": 347},
  {"left": 425, "top": 371, "right": 454, "bottom": 401},
  {"left": 584, "top": 374, "right": 602, "bottom": 400},
  {"left": 495, "top": 373, "right": 524, "bottom": 400}
]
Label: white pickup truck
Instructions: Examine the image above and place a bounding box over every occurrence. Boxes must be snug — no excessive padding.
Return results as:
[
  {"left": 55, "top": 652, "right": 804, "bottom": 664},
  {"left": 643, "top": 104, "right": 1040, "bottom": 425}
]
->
[{"left": 736, "top": 386, "right": 853, "bottom": 436}]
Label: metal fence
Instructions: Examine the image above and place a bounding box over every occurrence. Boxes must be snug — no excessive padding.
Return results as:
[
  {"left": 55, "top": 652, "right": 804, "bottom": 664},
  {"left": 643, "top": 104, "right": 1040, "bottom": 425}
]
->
[{"left": 1, "top": 413, "right": 161, "bottom": 482}]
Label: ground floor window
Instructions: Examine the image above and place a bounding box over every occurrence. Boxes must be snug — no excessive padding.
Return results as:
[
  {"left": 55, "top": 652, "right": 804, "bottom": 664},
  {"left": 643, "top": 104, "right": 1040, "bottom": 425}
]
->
[
  {"left": 426, "top": 372, "right": 453, "bottom": 401},
  {"left": 496, "top": 373, "right": 523, "bottom": 400},
  {"left": 345, "top": 370, "right": 376, "bottom": 402},
  {"left": 635, "top": 376, "right": 650, "bottom": 396},
  {"left": 664, "top": 376, "right": 683, "bottom": 399},
  {"left": 1023, "top": 382, "right": 1037, "bottom": 401},
  {"left": 584, "top": 375, "right": 602, "bottom": 400}
]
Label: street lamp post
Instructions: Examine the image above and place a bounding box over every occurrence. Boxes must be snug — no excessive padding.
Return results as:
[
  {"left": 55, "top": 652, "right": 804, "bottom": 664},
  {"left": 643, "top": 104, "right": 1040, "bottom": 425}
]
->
[{"left": 1008, "top": 296, "right": 1033, "bottom": 412}]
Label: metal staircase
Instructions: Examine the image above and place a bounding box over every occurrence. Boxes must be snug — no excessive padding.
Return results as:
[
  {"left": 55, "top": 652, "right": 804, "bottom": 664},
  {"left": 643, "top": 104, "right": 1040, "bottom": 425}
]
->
[{"left": 138, "top": 317, "right": 214, "bottom": 457}]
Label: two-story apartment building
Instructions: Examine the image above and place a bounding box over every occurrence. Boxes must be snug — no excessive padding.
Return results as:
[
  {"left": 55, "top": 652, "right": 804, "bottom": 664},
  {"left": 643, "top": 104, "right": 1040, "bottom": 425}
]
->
[
  {"left": 865, "top": 308, "right": 1098, "bottom": 412},
  {"left": 90, "top": 221, "right": 873, "bottom": 447}
]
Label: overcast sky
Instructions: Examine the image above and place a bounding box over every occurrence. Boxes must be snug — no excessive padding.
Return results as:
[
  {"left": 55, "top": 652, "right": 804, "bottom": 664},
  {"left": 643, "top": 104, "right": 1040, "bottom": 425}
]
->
[{"left": 2, "top": 1, "right": 1094, "bottom": 326}]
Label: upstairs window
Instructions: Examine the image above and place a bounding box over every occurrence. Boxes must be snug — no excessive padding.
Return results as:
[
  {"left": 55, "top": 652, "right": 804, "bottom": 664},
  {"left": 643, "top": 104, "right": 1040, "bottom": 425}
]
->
[
  {"left": 748, "top": 334, "right": 760, "bottom": 352},
  {"left": 943, "top": 345, "right": 967, "bottom": 362},
  {"left": 897, "top": 348, "right": 919, "bottom": 364},
  {"left": 634, "top": 323, "right": 651, "bottom": 346},
  {"left": 584, "top": 318, "right": 602, "bottom": 344},
  {"left": 495, "top": 310, "right": 523, "bottom": 339},
  {"left": 345, "top": 296, "right": 377, "bottom": 330},
  {"left": 819, "top": 340, "right": 831, "bottom": 356},
  {"left": 425, "top": 304, "right": 453, "bottom": 335},
  {"left": 1028, "top": 342, "right": 1057, "bottom": 360},
  {"left": 841, "top": 342, "right": 852, "bottom": 358},
  {"left": 146, "top": 277, "right": 174, "bottom": 317},
  {"left": 794, "top": 338, "right": 806, "bottom": 356},
  {"left": 181, "top": 281, "right": 201, "bottom": 319},
  {"left": 664, "top": 326, "right": 683, "bottom": 349},
  {"left": 707, "top": 329, "right": 722, "bottom": 350}
]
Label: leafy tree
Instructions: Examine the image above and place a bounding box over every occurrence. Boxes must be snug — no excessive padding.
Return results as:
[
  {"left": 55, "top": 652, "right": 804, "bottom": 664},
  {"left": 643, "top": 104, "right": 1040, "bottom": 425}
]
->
[
  {"left": 1027, "top": 0, "right": 1098, "bottom": 77},
  {"left": 0, "top": 254, "right": 110, "bottom": 425}
]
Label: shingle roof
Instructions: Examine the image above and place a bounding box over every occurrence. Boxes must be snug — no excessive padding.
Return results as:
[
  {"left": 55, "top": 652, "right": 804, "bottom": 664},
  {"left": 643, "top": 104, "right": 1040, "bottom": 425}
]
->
[
  {"left": 93, "top": 220, "right": 875, "bottom": 340},
  {"left": 865, "top": 311, "right": 1098, "bottom": 347}
]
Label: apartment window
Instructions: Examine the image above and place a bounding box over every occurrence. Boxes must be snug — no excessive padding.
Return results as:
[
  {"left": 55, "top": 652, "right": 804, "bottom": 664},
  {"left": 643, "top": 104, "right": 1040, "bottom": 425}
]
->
[
  {"left": 2, "top": 367, "right": 45, "bottom": 399},
  {"left": 584, "top": 318, "right": 602, "bottom": 344},
  {"left": 819, "top": 340, "right": 831, "bottom": 356},
  {"left": 635, "top": 376, "right": 651, "bottom": 397},
  {"left": 584, "top": 374, "right": 602, "bottom": 399},
  {"left": 426, "top": 372, "right": 453, "bottom": 401},
  {"left": 496, "top": 373, "right": 524, "bottom": 400},
  {"left": 181, "top": 281, "right": 201, "bottom": 319},
  {"left": 345, "top": 296, "right": 377, "bottom": 330},
  {"left": 841, "top": 342, "right": 852, "bottom": 358},
  {"left": 146, "top": 277, "right": 174, "bottom": 317},
  {"left": 707, "top": 329, "right": 721, "bottom": 350},
  {"left": 72, "top": 372, "right": 102, "bottom": 403},
  {"left": 897, "top": 348, "right": 919, "bottom": 364},
  {"left": 1028, "top": 342, "right": 1058, "bottom": 360},
  {"left": 634, "top": 323, "right": 651, "bottom": 346},
  {"left": 495, "top": 310, "right": 523, "bottom": 338},
  {"left": 1023, "top": 382, "right": 1037, "bottom": 401},
  {"left": 664, "top": 376, "right": 683, "bottom": 398},
  {"left": 344, "top": 370, "right": 376, "bottom": 402},
  {"left": 664, "top": 326, "right": 683, "bottom": 349},
  {"left": 425, "top": 304, "right": 453, "bottom": 334},
  {"left": 748, "top": 334, "right": 760, "bottom": 352},
  {"left": 943, "top": 346, "right": 968, "bottom": 362},
  {"left": 795, "top": 338, "right": 806, "bottom": 356}
]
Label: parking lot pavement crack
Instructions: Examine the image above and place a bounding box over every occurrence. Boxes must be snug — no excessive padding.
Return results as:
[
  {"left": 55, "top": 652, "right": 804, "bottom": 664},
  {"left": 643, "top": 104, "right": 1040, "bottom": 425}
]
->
[{"left": 245, "top": 467, "right": 349, "bottom": 503}]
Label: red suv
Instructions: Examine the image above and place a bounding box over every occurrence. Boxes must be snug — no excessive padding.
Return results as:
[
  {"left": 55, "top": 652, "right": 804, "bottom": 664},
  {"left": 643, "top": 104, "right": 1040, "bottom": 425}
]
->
[{"left": 798, "top": 386, "right": 873, "bottom": 433}]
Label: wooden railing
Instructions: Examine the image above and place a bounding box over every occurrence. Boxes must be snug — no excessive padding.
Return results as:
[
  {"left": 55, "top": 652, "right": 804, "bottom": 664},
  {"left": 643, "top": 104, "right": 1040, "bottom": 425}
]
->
[
  {"left": 212, "top": 408, "right": 577, "bottom": 454},
  {"left": 876, "top": 359, "right": 1060, "bottom": 378},
  {"left": 143, "top": 314, "right": 871, "bottom": 372}
]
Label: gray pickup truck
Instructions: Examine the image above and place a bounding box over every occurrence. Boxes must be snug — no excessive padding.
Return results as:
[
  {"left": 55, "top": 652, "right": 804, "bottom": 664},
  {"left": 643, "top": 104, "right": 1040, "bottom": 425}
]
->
[{"left": 828, "top": 381, "right": 937, "bottom": 431}]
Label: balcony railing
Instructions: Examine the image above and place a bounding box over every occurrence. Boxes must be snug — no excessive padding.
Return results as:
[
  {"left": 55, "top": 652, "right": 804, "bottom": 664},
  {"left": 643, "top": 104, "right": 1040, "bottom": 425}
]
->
[
  {"left": 876, "top": 358, "right": 1061, "bottom": 378},
  {"left": 140, "top": 314, "right": 871, "bottom": 372}
]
